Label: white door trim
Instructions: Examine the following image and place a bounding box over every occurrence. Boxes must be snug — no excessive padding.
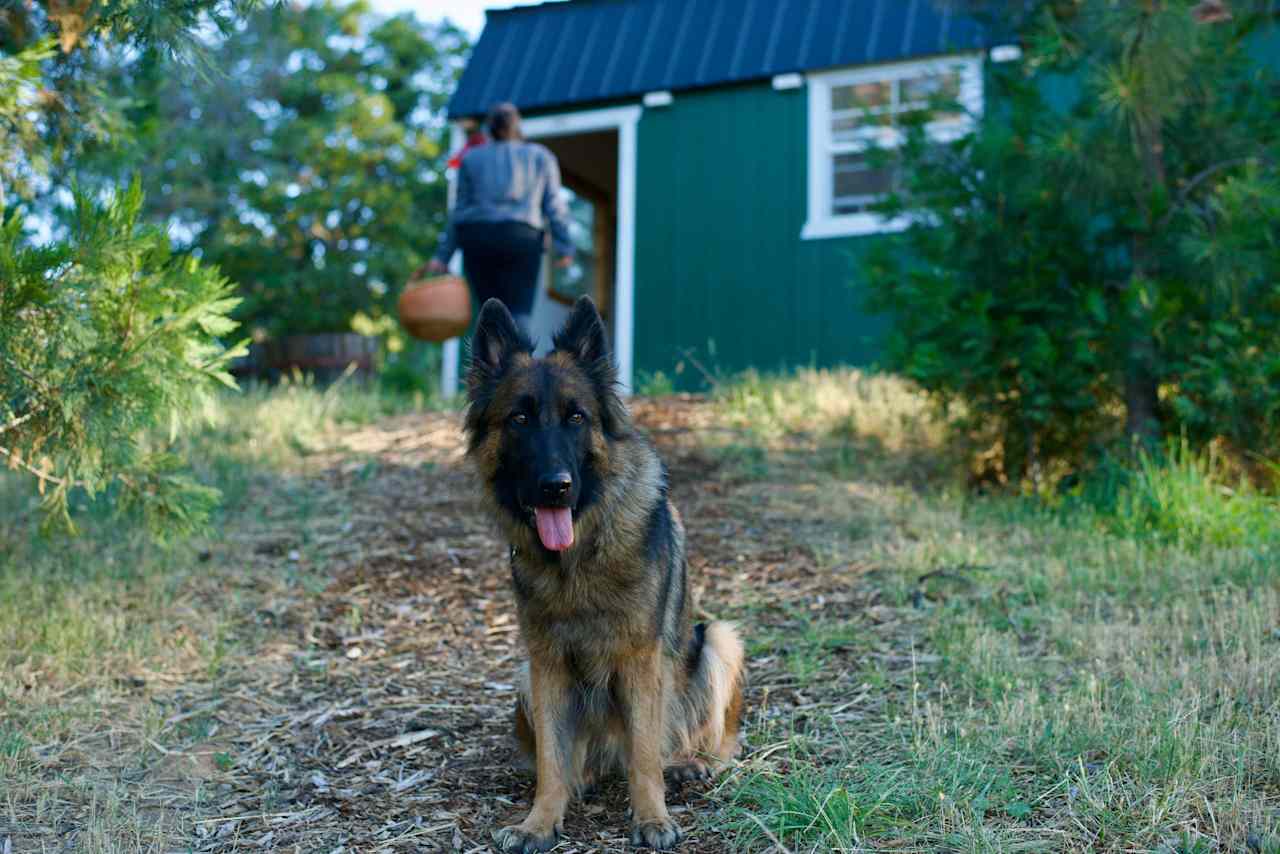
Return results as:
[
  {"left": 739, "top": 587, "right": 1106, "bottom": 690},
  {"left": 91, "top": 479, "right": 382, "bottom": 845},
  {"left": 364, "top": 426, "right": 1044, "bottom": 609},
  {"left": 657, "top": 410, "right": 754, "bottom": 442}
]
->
[
  {"left": 439, "top": 104, "right": 642, "bottom": 398},
  {"left": 440, "top": 122, "right": 464, "bottom": 400}
]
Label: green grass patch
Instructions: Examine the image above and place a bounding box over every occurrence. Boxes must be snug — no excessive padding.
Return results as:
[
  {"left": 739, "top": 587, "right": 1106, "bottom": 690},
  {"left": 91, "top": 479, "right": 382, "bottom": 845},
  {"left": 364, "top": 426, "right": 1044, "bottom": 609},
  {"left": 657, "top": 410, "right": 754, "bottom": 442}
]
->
[
  {"left": 723, "top": 729, "right": 1042, "bottom": 851},
  {"left": 712, "top": 441, "right": 772, "bottom": 481},
  {"left": 715, "top": 370, "right": 1280, "bottom": 852},
  {"left": 1101, "top": 439, "right": 1278, "bottom": 549},
  {"left": 746, "top": 615, "right": 869, "bottom": 681},
  {"left": 635, "top": 369, "right": 677, "bottom": 397}
]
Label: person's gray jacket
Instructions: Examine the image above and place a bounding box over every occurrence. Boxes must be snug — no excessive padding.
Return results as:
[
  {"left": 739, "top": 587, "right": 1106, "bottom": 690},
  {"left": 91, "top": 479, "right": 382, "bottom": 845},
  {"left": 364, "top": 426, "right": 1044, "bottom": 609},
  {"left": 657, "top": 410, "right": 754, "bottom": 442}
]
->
[{"left": 434, "top": 140, "right": 574, "bottom": 264}]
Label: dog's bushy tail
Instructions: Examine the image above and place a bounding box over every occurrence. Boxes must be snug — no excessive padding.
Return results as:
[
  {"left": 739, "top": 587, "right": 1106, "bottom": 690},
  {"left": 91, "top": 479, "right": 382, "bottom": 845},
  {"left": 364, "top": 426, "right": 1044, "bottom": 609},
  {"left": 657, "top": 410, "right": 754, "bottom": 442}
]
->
[{"left": 680, "top": 620, "right": 745, "bottom": 764}]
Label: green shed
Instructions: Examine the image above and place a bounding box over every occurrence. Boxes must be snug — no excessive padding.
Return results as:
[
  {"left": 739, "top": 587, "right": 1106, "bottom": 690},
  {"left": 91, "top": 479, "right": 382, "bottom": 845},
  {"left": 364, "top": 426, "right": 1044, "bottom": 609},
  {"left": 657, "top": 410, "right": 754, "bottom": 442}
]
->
[{"left": 438, "top": 0, "right": 1012, "bottom": 396}]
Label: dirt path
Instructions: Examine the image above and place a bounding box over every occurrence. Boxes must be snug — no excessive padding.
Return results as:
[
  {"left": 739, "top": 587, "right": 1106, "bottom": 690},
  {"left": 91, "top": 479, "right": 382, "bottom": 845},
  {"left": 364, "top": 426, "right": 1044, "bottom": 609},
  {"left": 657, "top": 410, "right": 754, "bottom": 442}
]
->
[{"left": 27, "top": 398, "right": 895, "bottom": 852}]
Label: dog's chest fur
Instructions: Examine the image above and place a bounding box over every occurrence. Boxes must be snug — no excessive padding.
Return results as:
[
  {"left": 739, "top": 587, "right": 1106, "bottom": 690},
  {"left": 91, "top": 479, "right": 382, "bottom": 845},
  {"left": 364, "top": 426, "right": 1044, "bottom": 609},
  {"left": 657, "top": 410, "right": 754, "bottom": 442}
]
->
[{"left": 511, "top": 539, "right": 662, "bottom": 669}]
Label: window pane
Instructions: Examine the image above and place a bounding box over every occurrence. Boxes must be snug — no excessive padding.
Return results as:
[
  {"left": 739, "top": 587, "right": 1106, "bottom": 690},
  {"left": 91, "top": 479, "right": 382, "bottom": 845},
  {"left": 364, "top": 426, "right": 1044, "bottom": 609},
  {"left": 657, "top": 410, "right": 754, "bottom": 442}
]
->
[
  {"left": 901, "top": 70, "right": 959, "bottom": 101},
  {"left": 831, "top": 81, "right": 890, "bottom": 112},
  {"left": 900, "top": 70, "right": 962, "bottom": 120},
  {"left": 831, "top": 110, "right": 892, "bottom": 142},
  {"left": 832, "top": 151, "right": 895, "bottom": 214},
  {"left": 831, "top": 81, "right": 894, "bottom": 140}
]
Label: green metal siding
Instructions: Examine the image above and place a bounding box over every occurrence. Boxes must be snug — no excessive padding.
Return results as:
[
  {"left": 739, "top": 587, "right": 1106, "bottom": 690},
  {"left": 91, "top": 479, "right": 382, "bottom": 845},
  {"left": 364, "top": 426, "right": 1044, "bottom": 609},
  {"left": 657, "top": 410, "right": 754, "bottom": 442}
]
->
[{"left": 633, "top": 82, "right": 887, "bottom": 388}]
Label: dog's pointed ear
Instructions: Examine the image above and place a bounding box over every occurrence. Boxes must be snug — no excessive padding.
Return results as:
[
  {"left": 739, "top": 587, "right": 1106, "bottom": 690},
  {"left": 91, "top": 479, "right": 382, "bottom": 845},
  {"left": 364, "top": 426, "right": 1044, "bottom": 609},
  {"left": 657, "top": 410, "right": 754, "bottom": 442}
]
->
[
  {"left": 553, "top": 296, "right": 631, "bottom": 438},
  {"left": 468, "top": 299, "right": 532, "bottom": 388},
  {"left": 553, "top": 296, "right": 610, "bottom": 367}
]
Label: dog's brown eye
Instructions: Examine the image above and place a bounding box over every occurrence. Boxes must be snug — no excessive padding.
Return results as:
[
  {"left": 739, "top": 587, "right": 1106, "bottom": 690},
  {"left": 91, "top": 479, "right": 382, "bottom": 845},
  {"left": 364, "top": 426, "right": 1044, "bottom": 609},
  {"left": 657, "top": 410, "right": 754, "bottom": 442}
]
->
[
  {"left": 568, "top": 411, "right": 585, "bottom": 425},
  {"left": 510, "top": 413, "right": 528, "bottom": 426}
]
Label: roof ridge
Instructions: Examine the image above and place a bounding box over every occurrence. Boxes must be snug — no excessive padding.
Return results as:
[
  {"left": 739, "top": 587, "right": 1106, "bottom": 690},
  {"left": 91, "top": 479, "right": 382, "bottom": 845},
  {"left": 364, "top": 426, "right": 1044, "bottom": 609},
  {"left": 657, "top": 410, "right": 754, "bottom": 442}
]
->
[{"left": 486, "top": 0, "right": 636, "bottom": 19}]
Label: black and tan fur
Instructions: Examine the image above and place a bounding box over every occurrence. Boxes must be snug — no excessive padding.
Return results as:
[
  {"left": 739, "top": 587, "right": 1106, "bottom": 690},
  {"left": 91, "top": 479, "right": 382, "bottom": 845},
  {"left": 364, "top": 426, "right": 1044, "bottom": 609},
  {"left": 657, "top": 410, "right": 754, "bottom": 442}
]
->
[{"left": 463, "top": 297, "right": 745, "bottom": 852}]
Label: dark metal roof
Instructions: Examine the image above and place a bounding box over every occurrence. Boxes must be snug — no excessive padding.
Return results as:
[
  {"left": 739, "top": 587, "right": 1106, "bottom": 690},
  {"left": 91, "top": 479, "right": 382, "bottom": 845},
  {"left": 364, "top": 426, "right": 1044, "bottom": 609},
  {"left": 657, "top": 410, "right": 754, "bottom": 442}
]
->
[{"left": 448, "top": 0, "right": 994, "bottom": 118}]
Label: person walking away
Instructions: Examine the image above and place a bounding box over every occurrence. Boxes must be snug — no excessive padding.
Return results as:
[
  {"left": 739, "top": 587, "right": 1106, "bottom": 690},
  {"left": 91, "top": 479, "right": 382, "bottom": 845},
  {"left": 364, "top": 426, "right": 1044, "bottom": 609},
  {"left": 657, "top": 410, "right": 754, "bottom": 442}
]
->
[{"left": 429, "top": 103, "right": 573, "bottom": 333}]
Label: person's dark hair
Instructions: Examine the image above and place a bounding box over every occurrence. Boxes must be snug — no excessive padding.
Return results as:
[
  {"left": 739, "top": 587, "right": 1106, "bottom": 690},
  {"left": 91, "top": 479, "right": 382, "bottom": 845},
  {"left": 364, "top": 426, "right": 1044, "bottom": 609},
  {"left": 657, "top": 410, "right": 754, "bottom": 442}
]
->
[{"left": 487, "top": 102, "right": 523, "bottom": 141}]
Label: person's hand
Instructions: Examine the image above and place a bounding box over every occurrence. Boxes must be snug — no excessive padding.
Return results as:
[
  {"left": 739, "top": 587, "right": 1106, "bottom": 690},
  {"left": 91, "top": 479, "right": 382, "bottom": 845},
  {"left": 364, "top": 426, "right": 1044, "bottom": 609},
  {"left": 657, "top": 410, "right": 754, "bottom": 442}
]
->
[
  {"left": 554, "top": 255, "right": 573, "bottom": 269},
  {"left": 427, "top": 258, "right": 448, "bottom": 275}
]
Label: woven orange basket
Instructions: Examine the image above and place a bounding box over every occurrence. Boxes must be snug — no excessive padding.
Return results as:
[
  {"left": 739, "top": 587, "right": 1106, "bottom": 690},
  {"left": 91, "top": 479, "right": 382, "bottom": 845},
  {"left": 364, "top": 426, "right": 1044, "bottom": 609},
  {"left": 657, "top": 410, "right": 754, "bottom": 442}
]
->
[{"left": 397, "top": 273, "right": 471, "bottom": 342}]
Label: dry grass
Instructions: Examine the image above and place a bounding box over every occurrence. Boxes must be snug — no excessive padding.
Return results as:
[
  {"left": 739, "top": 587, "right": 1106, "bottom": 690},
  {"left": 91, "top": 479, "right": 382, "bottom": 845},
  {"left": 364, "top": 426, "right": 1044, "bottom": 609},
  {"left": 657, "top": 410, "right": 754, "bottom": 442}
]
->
[{"left": 2, "top": 370, "right": 1278, "bottom": 852}]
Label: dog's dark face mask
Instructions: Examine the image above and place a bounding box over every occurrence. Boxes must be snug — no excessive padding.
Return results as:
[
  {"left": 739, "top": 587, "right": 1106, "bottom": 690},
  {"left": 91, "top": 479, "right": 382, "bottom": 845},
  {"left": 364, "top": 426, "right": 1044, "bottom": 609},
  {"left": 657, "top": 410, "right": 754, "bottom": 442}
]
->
[{"left": 465, "top": 297, "right": 629, "bottom": 553}]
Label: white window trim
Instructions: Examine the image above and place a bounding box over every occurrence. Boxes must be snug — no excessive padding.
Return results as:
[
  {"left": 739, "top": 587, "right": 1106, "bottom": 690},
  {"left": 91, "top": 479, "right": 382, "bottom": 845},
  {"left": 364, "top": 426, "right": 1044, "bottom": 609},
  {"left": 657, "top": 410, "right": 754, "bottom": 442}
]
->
[{"left": 802, "top": 54, "right": 984, "bottom": 240}]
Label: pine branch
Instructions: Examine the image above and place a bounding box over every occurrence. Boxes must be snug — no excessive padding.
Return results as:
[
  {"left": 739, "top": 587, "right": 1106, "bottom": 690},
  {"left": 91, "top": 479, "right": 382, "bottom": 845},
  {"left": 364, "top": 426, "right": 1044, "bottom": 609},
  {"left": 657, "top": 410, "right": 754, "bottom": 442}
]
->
[
  {"left": 1, "top": 352, "right": 61, "bottom": 401},
  {"left": 0, "top": 445, "right": 81, "bottom": 490},
  {"left": 1156, "top": 155, "right": 1277, "bottom": 229},
  {"left": 0, "top": 408, "right": 41, "bottom": 436}
]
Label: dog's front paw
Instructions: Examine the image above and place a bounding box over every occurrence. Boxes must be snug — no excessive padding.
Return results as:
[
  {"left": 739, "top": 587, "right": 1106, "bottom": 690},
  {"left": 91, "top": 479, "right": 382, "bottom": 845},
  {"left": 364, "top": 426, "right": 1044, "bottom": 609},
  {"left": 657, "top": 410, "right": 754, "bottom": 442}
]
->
[
  {"left": 630, "top": 817, "right": 683, "bottom": 850},
  {"left": 492, "top": 822, "right": 560, "bottom": 854}
]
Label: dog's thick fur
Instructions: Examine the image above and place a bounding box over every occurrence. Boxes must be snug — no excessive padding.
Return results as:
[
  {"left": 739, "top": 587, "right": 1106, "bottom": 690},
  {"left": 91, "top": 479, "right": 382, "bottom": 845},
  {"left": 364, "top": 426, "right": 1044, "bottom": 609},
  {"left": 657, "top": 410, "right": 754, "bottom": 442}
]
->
[{"left": 463, "top": 297, "right": 745, "bottom": 852}]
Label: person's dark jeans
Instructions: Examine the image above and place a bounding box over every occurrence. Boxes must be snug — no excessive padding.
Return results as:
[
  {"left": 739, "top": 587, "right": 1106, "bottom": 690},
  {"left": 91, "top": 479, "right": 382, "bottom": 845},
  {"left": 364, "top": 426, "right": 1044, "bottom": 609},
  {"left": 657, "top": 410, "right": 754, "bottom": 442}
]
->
[{"left": 457, "top": 221, "right": 543, "bottom": 332}]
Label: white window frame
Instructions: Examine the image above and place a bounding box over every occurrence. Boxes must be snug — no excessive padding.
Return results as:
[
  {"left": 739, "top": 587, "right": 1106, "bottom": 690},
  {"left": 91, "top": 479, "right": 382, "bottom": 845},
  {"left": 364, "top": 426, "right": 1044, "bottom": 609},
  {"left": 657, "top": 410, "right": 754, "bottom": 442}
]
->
[{"left": 802, "top": 54, "right": 984, "bottom": 240}]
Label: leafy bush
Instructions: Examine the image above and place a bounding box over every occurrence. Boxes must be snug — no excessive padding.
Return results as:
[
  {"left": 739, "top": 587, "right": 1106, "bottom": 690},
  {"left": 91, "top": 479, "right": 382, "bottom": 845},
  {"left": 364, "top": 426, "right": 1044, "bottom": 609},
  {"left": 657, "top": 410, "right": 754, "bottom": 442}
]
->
[
  {"left": 864, "top": 68, "right": 1117, "bottom": 481},
  {"left": 867, "top": 2, "right": 1280, "bottom": 482},
  {"left": 1168, "top": 171, "right": 1280, "bottom": 451},
  {"left": 0, "top": 181, "right": 245, "bottom": 533}
]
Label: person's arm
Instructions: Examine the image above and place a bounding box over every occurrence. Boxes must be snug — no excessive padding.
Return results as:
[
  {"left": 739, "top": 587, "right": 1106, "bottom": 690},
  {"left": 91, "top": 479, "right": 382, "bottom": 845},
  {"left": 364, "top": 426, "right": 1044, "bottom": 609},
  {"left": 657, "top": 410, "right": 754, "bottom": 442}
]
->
[
  {"left": 540, "top": 150, "right": 574, "bottom": 263},
  {"left": 432, "top": 158, "right": 473, "bottom": 268}
]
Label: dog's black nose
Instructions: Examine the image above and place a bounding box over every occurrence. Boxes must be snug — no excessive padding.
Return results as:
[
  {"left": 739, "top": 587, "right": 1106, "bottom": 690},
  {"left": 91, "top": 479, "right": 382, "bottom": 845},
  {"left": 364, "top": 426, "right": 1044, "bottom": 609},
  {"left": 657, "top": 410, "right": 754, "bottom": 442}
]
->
[{"left": 539, "top": 472, "right": 573, "bottom": 502}]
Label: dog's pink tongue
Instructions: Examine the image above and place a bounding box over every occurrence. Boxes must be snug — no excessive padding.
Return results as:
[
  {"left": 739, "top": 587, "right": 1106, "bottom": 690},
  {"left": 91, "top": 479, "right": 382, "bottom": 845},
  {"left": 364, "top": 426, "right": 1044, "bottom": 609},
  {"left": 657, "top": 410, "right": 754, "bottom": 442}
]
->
[{"left": 534, "top": 507, "right": 574, "bottom": 551}]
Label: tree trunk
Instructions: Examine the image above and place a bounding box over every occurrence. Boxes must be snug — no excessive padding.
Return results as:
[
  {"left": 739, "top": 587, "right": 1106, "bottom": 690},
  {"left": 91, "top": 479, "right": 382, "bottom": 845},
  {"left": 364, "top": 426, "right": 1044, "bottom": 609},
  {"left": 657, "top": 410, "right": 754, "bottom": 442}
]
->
[
  {"left": 1126, "top": 43, "right": 1167, "bottom": 447},
  {"left": 1123, "top": 276, "right": 1161, "bottom": 445}
]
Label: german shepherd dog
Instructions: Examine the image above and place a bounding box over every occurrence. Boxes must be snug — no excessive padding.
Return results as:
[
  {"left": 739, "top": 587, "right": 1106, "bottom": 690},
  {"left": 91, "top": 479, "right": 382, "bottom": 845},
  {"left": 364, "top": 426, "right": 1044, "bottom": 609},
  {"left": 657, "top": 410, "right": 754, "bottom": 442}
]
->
[{"left": 463, "top": 297, "right": 745, "bottom": 852}]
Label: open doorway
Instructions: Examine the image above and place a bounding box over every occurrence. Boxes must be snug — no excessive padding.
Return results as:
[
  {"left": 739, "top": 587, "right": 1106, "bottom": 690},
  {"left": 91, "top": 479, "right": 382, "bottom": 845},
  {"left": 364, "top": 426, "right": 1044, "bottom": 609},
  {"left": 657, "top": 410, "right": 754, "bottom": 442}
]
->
[
  {"left": 525, "top": 129, "right": 618, "bottom": 353},
  {"left": 441, "top": 106, "right": 639, "bottom": 397}
]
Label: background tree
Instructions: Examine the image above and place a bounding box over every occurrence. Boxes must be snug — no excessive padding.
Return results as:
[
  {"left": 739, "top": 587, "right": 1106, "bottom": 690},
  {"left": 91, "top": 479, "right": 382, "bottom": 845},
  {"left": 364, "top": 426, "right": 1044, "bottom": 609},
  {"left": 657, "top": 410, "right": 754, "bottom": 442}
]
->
[
  {"left": 0, "top": 1, "right": 252, "bottom": 207},
  {"left": 867, "top": 0, "right": 1280, "bottom": 483},
  {"left": 89, "top": 1, "right": 469, "bottom": 339}
]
